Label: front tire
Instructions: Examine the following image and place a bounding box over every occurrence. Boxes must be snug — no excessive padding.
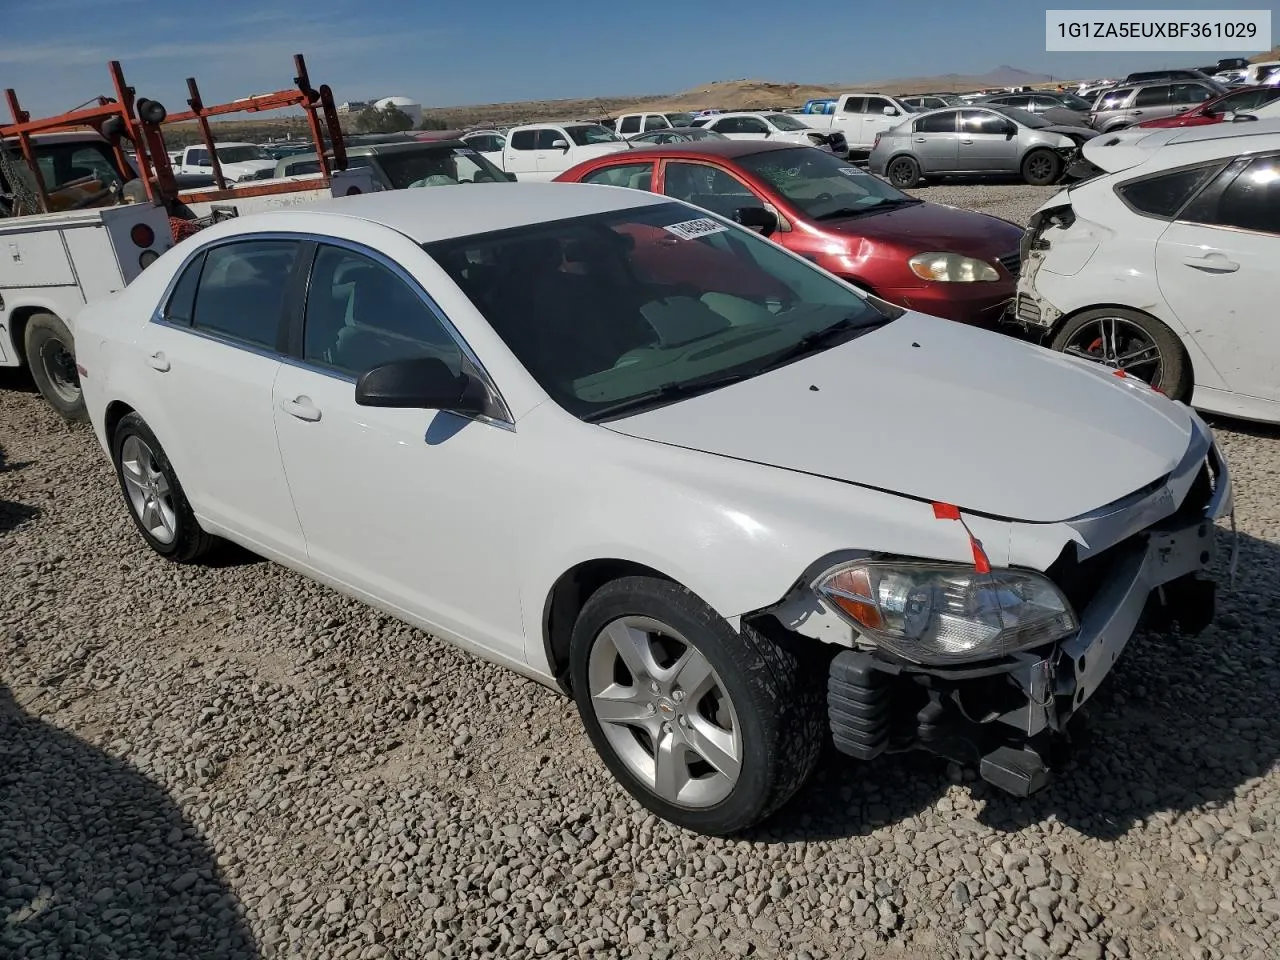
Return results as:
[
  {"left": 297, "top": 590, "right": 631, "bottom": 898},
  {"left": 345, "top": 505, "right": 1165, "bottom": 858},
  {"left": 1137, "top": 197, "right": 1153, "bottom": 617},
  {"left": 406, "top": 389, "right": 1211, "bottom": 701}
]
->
[
  {"left": 1050, "top": 307, "right": 1191, "bottom": 401},
  {"left": 1021, "top": 149, "right": 1062, "bottom": 186},
  {"left": 885, "top": 155, "right": 921, "bottom": 188},
  {"left": 569, "top": 576, "right": 824, "bottom": 836},
  {"left": 23, "top": 312, "right": 87, "bottom": 422},
  {"left": 111, "top": 412, "right": 215, "bottom": 562}
]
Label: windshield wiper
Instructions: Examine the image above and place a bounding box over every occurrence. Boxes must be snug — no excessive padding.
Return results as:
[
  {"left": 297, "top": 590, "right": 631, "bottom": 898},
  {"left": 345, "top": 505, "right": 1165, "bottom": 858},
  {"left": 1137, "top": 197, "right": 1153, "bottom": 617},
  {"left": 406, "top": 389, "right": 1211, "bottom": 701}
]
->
[
  {"left": 760, "top": 315, "right": 888, "bottom": 370},
  {"left": 813, "top": 197, "right": 922, "bottom": 221},
  {"left": 581, "top": 369, "right": 760, "bottom": 423}
]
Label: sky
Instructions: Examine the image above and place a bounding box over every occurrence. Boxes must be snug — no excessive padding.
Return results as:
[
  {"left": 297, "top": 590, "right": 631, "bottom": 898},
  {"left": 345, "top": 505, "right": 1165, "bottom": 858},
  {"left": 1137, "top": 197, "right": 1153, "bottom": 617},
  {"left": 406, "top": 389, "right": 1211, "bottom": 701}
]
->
[{"left": 1, "top": 0, "right": 1275, "bottom": 117}]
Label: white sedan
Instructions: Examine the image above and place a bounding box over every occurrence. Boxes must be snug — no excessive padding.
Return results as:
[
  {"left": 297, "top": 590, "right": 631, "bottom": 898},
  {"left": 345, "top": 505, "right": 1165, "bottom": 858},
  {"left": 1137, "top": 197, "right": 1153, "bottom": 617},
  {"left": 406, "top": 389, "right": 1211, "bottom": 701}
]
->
[
  {"left": 78, "top": 184, "right": 1231, "bottom": 835},
  {"left": 1016, "top": 119, "right": 1280, "bottom": 424},
  {"left": 690, "top": 111, "right": 848, "bottom": 155}
]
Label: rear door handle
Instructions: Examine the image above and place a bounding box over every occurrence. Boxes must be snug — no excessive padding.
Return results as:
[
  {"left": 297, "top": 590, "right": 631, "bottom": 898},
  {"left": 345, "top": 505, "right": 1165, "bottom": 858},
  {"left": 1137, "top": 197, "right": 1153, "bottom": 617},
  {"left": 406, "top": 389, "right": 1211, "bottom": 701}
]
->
[
  {"left": 280, "top": 396, "right": 322, "bottom": 422},
  {"left": 1184, "top": 254, "right": 1240, "bottom": 273},
  {"left": 147, "top": 351, "right": 170, "bottom": 372},
  {"left": 913, "top": 137, "right": 927, "bottom": 142},
  {"left": 960, "top": 139, "right": 974, "bottom": 144}
]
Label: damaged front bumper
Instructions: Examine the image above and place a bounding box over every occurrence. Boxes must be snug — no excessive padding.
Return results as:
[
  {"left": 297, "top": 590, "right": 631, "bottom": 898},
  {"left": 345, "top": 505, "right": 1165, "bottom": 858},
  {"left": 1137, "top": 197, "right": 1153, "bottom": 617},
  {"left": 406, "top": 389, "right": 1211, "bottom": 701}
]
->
[{"left": 823, "top": 435, "right": 1234, "bottom": 797}]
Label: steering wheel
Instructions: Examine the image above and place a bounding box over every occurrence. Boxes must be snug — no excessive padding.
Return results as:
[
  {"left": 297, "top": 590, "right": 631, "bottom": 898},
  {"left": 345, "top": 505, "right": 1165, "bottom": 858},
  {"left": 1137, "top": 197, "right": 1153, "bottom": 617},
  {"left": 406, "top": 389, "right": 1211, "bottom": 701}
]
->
[{"left": 813, "top": 192, "right": 834, "bottom": 203}]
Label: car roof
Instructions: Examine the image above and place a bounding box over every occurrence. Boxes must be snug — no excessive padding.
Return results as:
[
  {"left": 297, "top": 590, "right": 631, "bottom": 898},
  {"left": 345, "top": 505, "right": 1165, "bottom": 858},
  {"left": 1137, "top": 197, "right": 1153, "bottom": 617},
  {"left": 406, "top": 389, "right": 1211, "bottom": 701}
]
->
[
  {"left": 247, "top": 182, "right": 669, "bottom": 243},
  {"left": 1082, "top": 118, "right": 1280, "bottom": 172},
  {"left": 702, "top": 110, "right": 791, "bottom": 119},
  {"left": 281, "top": 140, "right": 471, "bottom": 164}
]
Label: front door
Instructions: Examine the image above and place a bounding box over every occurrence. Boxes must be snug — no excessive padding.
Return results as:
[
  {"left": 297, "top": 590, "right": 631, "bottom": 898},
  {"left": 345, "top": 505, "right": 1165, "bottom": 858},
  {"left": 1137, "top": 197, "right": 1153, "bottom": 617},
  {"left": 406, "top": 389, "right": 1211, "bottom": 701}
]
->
[
  {"left": 534, "top": 128, "right": 573, "bottom": 176},
  {"left": 1155, "top": 154, "right": 1280, "bottom": 403},
  {"left": 659, "top": 160, "right": 765, "bottom": 222},
  {"left": 957, "top": 110, "right": 1020, "bottom": 172},
  {"left": 861, "top": 96, "right": 906, "bottom": 145},
  {"left": 270, "top": 241, "right": 528, "bottom": 660},
  {"left": 137, "top": 238, "right": 306, "bottom": 556}
]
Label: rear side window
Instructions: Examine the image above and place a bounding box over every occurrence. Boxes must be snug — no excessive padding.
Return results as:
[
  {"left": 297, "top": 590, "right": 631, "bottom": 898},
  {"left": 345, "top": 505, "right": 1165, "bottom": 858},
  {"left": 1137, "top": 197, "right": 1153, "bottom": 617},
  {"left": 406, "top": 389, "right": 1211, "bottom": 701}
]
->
[
  {"left": 1133, "top": 85, "right": 1171, "bottom": 108},
  {"left": 1117, "top": 164, "right": 1217, "bottom": 219},
  {"left": 1181, "top": 156, "right": 1280, "bottom": 235},
  {"left": 189, "top": 240, "right": 300, "bottom": 349},
  {"left": 915, "top": 111, "right": 957, "bottom": 134},
  {"left": 580, "top": 162, "right": 654, "bottom": 189},
  {"left": 509, "top": 130, "right": 536, "bottom": 150},
  {"left": 163, "top": 251, "right": 206, "bottom": 325}
]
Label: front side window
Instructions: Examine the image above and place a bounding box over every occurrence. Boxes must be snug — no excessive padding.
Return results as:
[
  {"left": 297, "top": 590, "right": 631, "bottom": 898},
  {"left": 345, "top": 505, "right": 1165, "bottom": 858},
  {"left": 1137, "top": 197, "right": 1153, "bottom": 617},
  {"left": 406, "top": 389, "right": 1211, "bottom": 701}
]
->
[
  {"left": 735, "top": 147, "right": 919, "bottom": 220},
  {"left": 960, "top": 110, "right": 1014, "bottom": 134},
  {"left": 187, "top": 148, "right": 210, "bottom": 165},
  {"left": 565, "top": 124, "right": 622, "bottom": 146},
  {"left": 32, "top": 141, "right": 126, "bottom": 192},
  {"left": 710, "top": 117, "right": 745, "bottom": 134},
  {"left": 216, "top": 145, "right": 268, "bottom": 163},
  {"left": 764, "top": 113, "right": 810, "bottom": 132},
  {"left": 915, "top": 111, "right": 958, "bottom": 134},
  {"left": 424, "top": 202, "right": 893, "bottom": 421},
  {"left": 1117, "top": 164, "right": 1219, "bottom": 219},
  {"left": 1181, "top": 156, "right": 1280, "bottom": 235},
  {"left": 642, "top": 116, "right": 669, "bottom": 131},
  {"left": 581, "top": 162, "right": 655, "bottom": 190},
  {"left": 188, "top": 240, "right": 300, "bottom": 349},
  {"left": 302, "top": 245, "right": 461, "bottom": 377},
  {"left": 865, "top": 97, "right": 894, "bottom": 115},
  {"left": 737, "top": 117, "right": 770, "bottom": 134},
  {"left": 1169, "top": 83, "right": 1214, "bottom": 105},
  {"left": 661, "top": 161, "right": 758, "bottom": 218},
  {"left": 619, "top": 116, "right": 641, "bottom": 134},
  {"left": 1097, "top": 88, "right": 1134, "bottom": 110}
]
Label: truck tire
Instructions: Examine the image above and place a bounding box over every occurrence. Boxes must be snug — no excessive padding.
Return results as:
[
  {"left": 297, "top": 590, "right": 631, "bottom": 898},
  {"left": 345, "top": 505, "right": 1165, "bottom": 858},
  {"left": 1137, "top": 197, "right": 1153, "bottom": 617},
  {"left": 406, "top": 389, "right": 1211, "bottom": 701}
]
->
[
  {"left": 24, "top": 312, "right": 87, "bottom": 422},
  {"left": 569, "top": 576, "right": 825, "bottom": 836}
]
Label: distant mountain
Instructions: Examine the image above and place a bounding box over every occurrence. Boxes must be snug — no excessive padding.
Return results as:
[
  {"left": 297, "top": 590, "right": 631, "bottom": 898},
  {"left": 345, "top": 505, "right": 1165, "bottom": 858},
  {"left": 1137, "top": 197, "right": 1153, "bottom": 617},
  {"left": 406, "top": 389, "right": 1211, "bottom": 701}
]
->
[{"left": 860, "top": 65, "right": 1056, "bottom": 91}]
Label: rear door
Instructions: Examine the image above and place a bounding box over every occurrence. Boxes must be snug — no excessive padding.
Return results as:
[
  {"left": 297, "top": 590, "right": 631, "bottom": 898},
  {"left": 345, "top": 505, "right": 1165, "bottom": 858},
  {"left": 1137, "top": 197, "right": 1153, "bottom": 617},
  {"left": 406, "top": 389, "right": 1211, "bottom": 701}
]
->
[
  {"left": 504, "top": 129, "right": 539, "bottom": 177},
  {"left": 534, "top": 128, "right": 573, "bottom": 175},
  {"left": 911, "top": 111, "right": 960, "bottom": 172},
  {"left": 957, "top": 110, "right": 1019, "bottom": 171},
  {"left": 862, "top": 96, "right": 907, "bottom": 145},
  {"left": 1154, "top": 154, "right": 1280, "bottom": 403},
  {"left": 577, "top": 160, "right": 656, "bottom": 192}
]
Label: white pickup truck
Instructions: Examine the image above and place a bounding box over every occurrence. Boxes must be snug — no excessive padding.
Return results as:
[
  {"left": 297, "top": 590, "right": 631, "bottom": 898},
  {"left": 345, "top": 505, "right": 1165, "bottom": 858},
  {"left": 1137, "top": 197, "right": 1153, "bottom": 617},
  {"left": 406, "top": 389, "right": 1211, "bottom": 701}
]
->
[
  {"left": 495, "top": 122, "right": 631, "bottom": 181},
  {"left": 2, "top": 130, "right": 373, "bottom": 420},
  {"left": 172, "top": 141, "right": 277, "bottom": 182},
  {"left": 798, "top": 92, "right": 920, "bottom": 154}
]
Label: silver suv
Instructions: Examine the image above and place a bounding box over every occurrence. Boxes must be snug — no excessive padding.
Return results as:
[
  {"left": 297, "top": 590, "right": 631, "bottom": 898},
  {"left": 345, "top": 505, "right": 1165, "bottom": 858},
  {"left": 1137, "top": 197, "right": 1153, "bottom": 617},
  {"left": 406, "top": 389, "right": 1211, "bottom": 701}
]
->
[{"left": 1089, "top": 79, "right": 1223, "bottom": 132}]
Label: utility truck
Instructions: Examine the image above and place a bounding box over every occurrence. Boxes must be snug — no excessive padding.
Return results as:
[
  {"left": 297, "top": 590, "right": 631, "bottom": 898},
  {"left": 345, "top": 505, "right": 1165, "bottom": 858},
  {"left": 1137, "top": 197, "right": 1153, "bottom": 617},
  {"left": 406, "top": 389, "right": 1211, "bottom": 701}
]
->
[{"left": 1, "top": 54, "right": 372, "bottom": 421}]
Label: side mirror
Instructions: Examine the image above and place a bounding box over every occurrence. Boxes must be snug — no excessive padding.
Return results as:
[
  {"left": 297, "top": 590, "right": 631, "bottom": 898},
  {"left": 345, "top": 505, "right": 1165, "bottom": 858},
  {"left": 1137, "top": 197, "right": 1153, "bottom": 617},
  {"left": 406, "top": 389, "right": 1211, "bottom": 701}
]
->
[
  {"left": 551, "top": 139, "right": 569, "bottom": 151},
  {"left": 734, "top": 206, "right": 778, "bottom": 237},
  {"left": 883, "top": 106, "right": 897, "bottom": 116},
  {"left": 355, "top": 356, "right": 491, "bottom": 415},
  {"left": 1003, "top": 123, "right": 1017, "bottom": 138}
]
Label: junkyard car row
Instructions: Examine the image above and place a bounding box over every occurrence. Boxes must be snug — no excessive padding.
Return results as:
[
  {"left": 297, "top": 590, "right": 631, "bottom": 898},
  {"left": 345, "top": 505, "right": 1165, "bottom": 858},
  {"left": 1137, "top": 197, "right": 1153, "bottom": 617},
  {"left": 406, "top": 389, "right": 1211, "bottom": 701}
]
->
[{"left": 1, "top": 59, "right": 1273, "bottom": 839}]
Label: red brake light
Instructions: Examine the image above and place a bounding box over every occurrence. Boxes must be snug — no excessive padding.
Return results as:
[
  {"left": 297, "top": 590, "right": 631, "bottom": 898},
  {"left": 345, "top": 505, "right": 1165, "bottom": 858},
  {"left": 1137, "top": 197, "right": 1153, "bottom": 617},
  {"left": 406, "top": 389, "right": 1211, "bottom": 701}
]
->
[{"left": 130, "top": 223, "right": 155, "bottom": 248}]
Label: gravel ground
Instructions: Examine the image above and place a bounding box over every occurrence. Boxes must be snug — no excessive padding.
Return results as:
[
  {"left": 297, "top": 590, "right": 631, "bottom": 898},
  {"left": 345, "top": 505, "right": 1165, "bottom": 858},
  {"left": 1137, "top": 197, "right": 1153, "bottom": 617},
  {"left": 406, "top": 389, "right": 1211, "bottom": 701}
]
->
[{"left": 3, "top": 182, "right": 1279, "bottom": 960}]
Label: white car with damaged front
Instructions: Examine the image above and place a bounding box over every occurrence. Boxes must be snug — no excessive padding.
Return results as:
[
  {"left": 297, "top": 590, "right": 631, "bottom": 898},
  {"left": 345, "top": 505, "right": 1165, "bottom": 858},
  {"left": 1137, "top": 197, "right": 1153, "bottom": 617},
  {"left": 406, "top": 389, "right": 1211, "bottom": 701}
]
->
[{"left": 75, "top": 184, "right": 1232, "bottom": 836}]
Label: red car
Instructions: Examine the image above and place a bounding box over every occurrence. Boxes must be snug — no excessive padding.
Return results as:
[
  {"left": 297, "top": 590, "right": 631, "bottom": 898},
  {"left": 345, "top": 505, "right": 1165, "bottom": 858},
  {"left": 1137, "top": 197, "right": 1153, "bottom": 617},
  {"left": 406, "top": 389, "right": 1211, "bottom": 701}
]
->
[
  {"left": 554, "top": 141, "right": 1023, "bottom": 327},
  {"left": 1135, "top": 85, "right": 1280, "bottom": 128}
]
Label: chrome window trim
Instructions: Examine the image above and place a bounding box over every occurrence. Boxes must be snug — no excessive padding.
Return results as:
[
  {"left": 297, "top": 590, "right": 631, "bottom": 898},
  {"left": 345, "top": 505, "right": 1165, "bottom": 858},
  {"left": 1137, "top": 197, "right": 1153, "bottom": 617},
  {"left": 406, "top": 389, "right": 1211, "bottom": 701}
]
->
[{"left": 148, "top": 229, "right": 516, "bottom": 429}]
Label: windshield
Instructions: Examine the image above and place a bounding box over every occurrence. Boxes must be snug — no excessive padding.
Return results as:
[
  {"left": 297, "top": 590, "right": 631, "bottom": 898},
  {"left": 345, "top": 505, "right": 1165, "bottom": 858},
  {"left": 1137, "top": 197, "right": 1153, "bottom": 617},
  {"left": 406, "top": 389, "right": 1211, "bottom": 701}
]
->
[
  {"left": 1058, "top": 94, "right": 1093, "bottom": 111},
  {"left": 217, "top": 145, "right": 269, "bottom": 163},
  {"left": 990, "top": 106, "right": 1048, "bottom": 128},
  {"left": 566, "top": 124, "right": 622, "bottom": 145},
  {"left": 665, "top": 112, "right": 695, "bottom": 126},
  {"left": 376, "top": 146, "right": 509, "bottom": 189},
  {"left": 765, "top": 113, "right": 812, "bottom": 131},
  {"left": 735, "top": 147, "right": 916, "bottom": 220},
  {"left": 423, "top": 201, "right": 892, "bottom": 421}
]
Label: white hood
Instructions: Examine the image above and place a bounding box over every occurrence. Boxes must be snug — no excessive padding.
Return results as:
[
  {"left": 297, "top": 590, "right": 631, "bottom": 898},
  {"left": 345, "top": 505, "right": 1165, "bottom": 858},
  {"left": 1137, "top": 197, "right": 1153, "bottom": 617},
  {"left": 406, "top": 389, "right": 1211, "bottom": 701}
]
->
[
  {"left": 607, "top": 312, "right": 1196, "bottom": 523},
  {"left": 219, "top": 158, "right": 278, "bottom": 176}
]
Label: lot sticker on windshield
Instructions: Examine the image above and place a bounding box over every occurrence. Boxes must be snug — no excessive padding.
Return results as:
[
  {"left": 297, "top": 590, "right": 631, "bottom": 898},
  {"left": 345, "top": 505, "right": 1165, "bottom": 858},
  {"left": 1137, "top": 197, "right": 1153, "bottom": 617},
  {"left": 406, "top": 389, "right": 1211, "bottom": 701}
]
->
[
  {"left": 837, "top": 166, "right": 867, "bottom": 176},
  {"left": 664, "top": 218, "right": 728, "bottom": 241}
]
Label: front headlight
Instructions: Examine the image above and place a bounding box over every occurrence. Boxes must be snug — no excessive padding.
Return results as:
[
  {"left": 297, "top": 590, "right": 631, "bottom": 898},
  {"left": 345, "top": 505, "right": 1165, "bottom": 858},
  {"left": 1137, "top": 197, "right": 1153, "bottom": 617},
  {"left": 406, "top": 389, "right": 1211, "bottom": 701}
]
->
[
  {"left": 815, "top": 561, "right": 1077, "bottom": 665},
  {"left": 908, "top": 252, "right": 1001, "bottom": 282}
]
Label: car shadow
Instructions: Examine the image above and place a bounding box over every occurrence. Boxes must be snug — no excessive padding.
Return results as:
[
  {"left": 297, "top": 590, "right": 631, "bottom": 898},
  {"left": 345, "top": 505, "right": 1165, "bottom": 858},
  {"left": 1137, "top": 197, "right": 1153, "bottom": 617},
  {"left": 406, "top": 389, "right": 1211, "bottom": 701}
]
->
[
  {"left": 0, "top": 685, "right": 260, "bottom": 959},
  {"left": 756, "top": 530, "right": 1279, "bottom": 843},
  {"left": 0, "top": 499, "right": 39, "bottom": 536},
  {"left": 1201, "top": 413, "right": 1280, "bottom": 441}
]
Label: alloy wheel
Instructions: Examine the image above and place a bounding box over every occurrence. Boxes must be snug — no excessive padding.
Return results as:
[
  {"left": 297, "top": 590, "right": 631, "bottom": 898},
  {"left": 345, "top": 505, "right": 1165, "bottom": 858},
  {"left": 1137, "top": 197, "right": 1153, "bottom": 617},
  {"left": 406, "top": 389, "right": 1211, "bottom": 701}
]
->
[
  {"left": 1062, "top": 315, "right": 1163, "bottom": 384},
  {"left": 587, "top": 615, "right": 742, "bottom": 808},
  {"left": 119, "top": 435, "right": 178, "bottom": 545}
]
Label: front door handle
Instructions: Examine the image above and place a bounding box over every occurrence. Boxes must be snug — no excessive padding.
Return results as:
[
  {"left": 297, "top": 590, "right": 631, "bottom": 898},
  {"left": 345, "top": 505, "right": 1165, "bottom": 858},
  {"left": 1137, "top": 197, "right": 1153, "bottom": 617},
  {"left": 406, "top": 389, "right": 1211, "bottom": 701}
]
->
[
  {"left": 280, "top": 396, "right": 322, "bottom": 422},
  {"left": 960, "top": 138, "right": 974, "bottom": 144},
  {"left": 914, "top": 137, "right": 927, "bottom": 142},
  {"left": 147, "top": 351, "right": 170, "bottom": 372},
  {"left": 1184, "top": 253, "right": 1240, "bottom": 273}
]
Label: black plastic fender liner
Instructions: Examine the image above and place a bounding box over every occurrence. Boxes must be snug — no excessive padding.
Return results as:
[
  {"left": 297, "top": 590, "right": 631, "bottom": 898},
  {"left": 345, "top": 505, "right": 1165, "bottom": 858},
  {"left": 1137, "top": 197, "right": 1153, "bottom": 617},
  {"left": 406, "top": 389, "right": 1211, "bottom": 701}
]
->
[{"left": 828, "top": 650, "right": 894, "bottom": 761}]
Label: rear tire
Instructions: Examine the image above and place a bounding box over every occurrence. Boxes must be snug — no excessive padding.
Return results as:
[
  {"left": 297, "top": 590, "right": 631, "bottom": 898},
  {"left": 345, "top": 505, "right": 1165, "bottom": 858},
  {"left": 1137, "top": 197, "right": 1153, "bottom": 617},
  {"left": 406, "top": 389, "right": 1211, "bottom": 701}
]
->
[
  {"left": 885, "top": 155, "right": 921, "bottom": 188},
  {"left": 1050, "top": 307, "right": 1191, "bottom": 402},
  {"left": 111, "top": 412, "right": 216, "bottom": 563},
  {"left": 23, "top": 312, "right": 87, "bottom": 422},
  {"left": 569, "top": 576, "right": 825, "bottom": 836},
  {"left": 1021, "top": 149, "right": 1062, "bottom": 186}
]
